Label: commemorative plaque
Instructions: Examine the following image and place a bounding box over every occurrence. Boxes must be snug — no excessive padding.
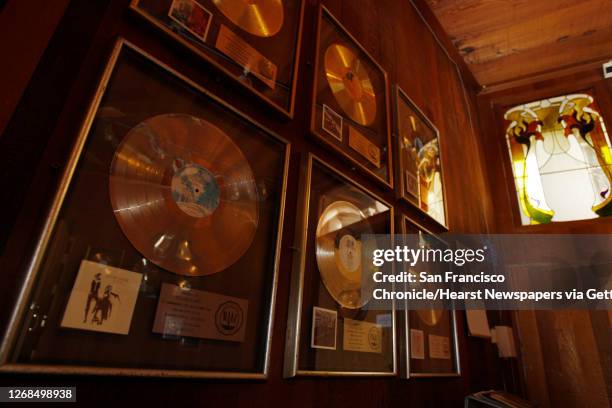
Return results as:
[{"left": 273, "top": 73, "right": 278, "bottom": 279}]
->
[
  {"left": 131, "top": 0, "right": 305, "bottom": 117},
  {"left": 0, "top": 39, "right": 289, "bottom": 378},
  {"left": 284, "top": 154, "right": 396, "bottom": 377},
  {"left": 395, "top": 87, "right": 448, "bottom": 228},
  {"left": 401, "top": 216, "right": 460, "bottom": 377},
  {"left": 310, "top": 6, "right": 392, "bottom": 187}
]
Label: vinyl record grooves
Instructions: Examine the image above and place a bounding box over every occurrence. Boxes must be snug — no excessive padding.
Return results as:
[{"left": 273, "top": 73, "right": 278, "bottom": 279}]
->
[
  {"left": 315, "top": 201, "right": 375, "bottom": 309},
  {"left": 417, "top": 309, "right": 443, "bottom": 326},
  {"left": 213, "top": 0, "right": 284, "bottom": 37},
  {"left": 324, "top": 43, "right": 376, "bottom": 126},
  {"left": 109, "top": 113, "right": 258, "bottom": 276}
]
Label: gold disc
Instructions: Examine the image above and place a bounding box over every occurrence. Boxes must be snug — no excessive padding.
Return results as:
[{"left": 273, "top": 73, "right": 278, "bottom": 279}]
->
[
  {"left": 324, "top": 43, "right": 377, "bottom": 126},
  {"left": 212, "top": 0, "right": 284, "bottom": 37},
  {"left": 417, "top": 309, "right": 443, "bottom": 326},
  {"left": 109, "top": 114, "right": 258, "bottom": 276},
  {"left": 315, "top": 201, "right": 376, "bottom": 309}
]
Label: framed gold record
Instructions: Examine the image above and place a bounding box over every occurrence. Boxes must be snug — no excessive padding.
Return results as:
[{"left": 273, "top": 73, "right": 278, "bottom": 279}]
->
[
  {"left": 284, "top": 154, "right": 396, "bottom": 377},
  {"left": 0, "top": 38, "right": 290, "bottom": 379},
  {"left": 399, "top": 215, "right": 460, "bottom": 378},
  {"left": 310, "top": 6, "right": 393, "bottom": 188},
  {"left": 130, "top": 0, "right": 305, "bottom": 118},
  {"left": 394, "top": 86, "right": 448, "bottom": 230}
]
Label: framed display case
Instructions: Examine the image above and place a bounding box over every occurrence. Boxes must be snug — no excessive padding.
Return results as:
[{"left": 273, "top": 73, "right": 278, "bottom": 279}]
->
[
  {"left": 284, "top": 154, "right": 396, "bottom": 377},
  {"left": 0, "top": 38, "right": 290, "bottom": 379},
  {"left": 310, "top": 6, "right": 393, "bottom": 188},
  {"left": 130, "top": 0, "right": 305, "bottom": 118},
  {"left": 400, "top": 215, "right": 460, "bottom": 377},
  {"left": 394, "top": 86, "right": 448, "bottom": 229}
]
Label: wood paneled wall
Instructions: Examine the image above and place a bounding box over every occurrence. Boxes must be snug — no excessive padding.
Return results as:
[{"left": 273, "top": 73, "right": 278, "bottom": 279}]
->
[
  {"left": 0, "top": 0, "right": 71, "bottom": 138},
  {"left": 0, "top": 0, "right": 513, "bottom": 406},
  {"left": 476, "top": 65, "right": 612, "bottom": 407}
]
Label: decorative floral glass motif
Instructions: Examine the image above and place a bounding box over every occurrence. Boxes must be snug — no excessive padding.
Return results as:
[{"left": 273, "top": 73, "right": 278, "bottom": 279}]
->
[{"left": 505, "top": 93, "right": 612, "bottom": 225}]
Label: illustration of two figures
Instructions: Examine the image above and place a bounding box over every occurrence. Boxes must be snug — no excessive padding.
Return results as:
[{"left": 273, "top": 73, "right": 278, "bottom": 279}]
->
[{"left": 83, "top": 273, "right": 121, "bottom": 325}]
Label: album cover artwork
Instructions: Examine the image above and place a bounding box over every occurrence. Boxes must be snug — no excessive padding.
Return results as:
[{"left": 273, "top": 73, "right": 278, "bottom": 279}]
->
[{"left": 61, "top": 260, "right": 142, "bottom": 335}]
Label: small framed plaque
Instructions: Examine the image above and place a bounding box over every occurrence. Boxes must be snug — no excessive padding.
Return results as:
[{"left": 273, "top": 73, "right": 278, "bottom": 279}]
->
[
  {"left": 310, "top": 6, "right": 393, "bottom": 188},
  {"left": 284, "top": 154, "right": 396, "bottom": 377}
]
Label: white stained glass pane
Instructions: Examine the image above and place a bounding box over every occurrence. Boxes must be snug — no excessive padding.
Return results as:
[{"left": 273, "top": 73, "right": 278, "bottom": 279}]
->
[{"left": 540, "top": 170, "right": 597, "bottom": 222}]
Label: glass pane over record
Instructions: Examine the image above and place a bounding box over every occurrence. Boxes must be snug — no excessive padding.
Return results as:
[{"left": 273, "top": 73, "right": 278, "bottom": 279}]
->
[
  {"left": 9, "top": 44, "right": 288, "bottom": 375},
  {"left": 296, "top": 158, "right": 395, "bottom": 374}
]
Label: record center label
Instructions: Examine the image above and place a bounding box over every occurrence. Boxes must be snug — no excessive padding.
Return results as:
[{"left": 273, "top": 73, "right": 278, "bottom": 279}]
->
[
  {"left": 171, "top": 163, "right": 220, "bottom": 218},
  {"left": 337, "top": 234, "right": 361, "bottom": 275},
  {"left": 153, "top": 283, "right": 248, "bottom": 342}
]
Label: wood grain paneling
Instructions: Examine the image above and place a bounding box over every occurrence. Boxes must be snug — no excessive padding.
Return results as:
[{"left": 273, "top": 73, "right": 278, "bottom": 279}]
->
[
  {"left": 536, "top": 311, "right": 610, "bottom": 407},
  {"left": 476, "top": 59, "right": 612, "bottom": 408},
  {"left": 0, "top": 0, "right": 511, "bottom": 406},
  {"left": 0, "top": 0, "right": 71, "bottom": 138},
  {"left": 427, "top": 0, "right": 612, "bottom": 86}
]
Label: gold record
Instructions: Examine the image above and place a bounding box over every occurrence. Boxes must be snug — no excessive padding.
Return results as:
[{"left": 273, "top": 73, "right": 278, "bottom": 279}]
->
[
  {"left": 324, "top": 43, "right": 377, "bottom": 126},
  {"left": 315, "top": 201, "right": 376, "bottom": 309},
  {"left": 212, "top": 0, "right": 284, "bottom": 37},
  {"left": 417, "top": 309, "right": 443, "bottom": 326},
  {"left": 109, "top": 114, "right": 258, "bottom": 276}
]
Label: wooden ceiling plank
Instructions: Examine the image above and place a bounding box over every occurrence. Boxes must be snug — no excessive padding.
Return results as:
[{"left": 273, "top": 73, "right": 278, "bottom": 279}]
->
[
  {"left": 426, "top": 0, "right": 612, "bottom": 86},
  {"left": 429, "top": 0, "right": 579, "bottom": 37},
  {"left": 473, "top": 25, "right": 612, "bottom": 85},
  {"left": 455, "top": 0, "right": 612, "bottom": 64}
]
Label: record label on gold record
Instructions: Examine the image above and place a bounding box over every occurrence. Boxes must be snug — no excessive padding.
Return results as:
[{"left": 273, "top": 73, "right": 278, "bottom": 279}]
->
[
  {"left": 315, "top": 201, "right": 376, "bottom": 309},
  {"left": 109, "top": 114, "right": 258, "bottom": 277},
  {"left": 171, "top": 163, "right": 220, "bottom": 218},
  {"left": 212, "top": 0, "right": 284, "bottom": 37},
  {"left": 338, "top": 234, "right": 361, "bottom": 273},
  {"left": 324, "top": 43, "right": 376, "bottom": 126}
]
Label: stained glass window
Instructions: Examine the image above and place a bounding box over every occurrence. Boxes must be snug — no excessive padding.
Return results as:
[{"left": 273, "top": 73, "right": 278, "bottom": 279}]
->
[{"left": 504, "top": 93, "right": 612, "bottom": 225}]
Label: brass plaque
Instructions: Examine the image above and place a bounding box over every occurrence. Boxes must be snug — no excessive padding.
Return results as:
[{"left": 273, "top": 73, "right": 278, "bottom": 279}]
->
[
  {"left": 348, "top": 126, "right": 381, "bottom": 168},
  {"left": 215, "top": 24, "right": 277, "bottom": 89}
]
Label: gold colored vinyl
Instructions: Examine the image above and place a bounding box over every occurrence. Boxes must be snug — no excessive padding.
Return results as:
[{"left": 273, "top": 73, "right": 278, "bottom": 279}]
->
[
  {"left": 417, "top": 309, "right": 443, "bottom": 326},
  {"left": 109, "top": 113, "right": 258, "bottom": 276},
  {"left": 212, "top": 0, "right": 284, "bottom": 37},
  {"left": 324, "top": 43, "right": 377, "bottom": 126},
  {"left": 315, "top": 201, "right": 375, "bottom": 309}
]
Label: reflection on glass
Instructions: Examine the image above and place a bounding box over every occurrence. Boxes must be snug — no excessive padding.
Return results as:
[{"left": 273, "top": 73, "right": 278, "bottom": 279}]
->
[{"left": 398, "top": 92, "right": 445, "bottom": 226}]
